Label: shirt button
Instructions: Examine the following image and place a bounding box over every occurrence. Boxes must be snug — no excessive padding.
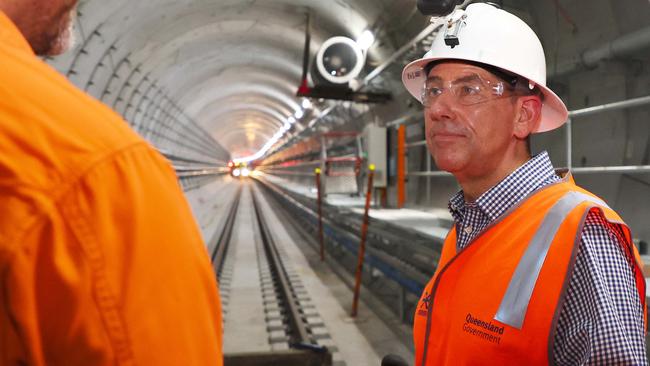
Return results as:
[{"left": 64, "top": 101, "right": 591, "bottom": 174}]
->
[{"left": 464, "top": 225, "right": 473, "bottom": 234}]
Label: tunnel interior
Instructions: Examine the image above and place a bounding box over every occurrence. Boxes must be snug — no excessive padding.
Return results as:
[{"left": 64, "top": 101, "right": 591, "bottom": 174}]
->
[{"left": 47, "top": 0, "right": 650, "bottom": 244}]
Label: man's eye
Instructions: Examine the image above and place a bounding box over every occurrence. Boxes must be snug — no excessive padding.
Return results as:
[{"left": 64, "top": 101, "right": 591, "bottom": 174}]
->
[
  {"left": 459, "top": 85, "right": 481, "bottom": 96},
  {"left": 427, "top": 87, "right": 443, "bottom": 96}
]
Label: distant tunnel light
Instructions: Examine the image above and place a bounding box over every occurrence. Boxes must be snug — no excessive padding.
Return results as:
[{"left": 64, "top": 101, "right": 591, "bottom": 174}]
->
[
  {"left": 302, "top": 98, "right": 312, "bottom": 109},
  {"left": 234, "top": 134, "right": 281, "bottom": 164},
  {"left": 294, "top": 109, "right": 304, "bottom": 119},
  {"left": 357, "top": 30, "right": 375, "bottom": 50},
  {"left": 288, "top": 116, "right": 296, "bottom": 124}
]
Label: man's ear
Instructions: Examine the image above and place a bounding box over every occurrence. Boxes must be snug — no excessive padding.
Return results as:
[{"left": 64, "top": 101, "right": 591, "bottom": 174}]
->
[{"left": 514, "top": 96, "right": 542, "bottom": 139}]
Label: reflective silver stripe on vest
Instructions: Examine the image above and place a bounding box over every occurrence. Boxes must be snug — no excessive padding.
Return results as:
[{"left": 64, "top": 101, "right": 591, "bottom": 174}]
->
[{"left": 494, "top": 191, "right": 609, "bottom": 329}]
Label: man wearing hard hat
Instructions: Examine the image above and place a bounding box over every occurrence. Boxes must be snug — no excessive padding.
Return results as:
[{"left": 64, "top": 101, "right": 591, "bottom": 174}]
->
[{"left": 402, "top": 3, "right": 646, "bottom": 365}]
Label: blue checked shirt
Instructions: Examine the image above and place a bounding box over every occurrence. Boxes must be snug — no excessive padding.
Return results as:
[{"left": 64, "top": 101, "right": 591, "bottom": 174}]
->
[{"left": 448, "top": 151, "right": 647, "bottom": 365}]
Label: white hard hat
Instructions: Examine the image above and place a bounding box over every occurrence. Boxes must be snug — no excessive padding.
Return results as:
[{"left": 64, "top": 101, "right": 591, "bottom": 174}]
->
[{"left": 402, "top": 3, "right": 568, "bottom": 133}]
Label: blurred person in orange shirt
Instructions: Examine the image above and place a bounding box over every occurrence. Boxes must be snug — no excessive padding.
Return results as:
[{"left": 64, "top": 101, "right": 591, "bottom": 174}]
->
[{"left": 0, "top": 1, "right": 223, "bottom": 365}]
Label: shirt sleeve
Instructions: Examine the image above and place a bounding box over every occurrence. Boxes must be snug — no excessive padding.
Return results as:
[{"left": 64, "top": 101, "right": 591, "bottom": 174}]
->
[
  {"left": 0, "top": 144, "right": 223, "bottom": 366},
  {"left": 552, "top": 209, "right": 647, "bottom": 365}
]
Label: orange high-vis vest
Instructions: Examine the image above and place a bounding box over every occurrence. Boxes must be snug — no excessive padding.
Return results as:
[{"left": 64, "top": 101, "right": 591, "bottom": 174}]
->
[
  {"left": 413, "top": 177, "right": 646, "bottom": 366},
  {"left": 0, "top": 11, "right": 222, "bottom": 365}
]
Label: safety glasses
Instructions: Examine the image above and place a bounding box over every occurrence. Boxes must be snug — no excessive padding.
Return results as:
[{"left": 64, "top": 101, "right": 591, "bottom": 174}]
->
[{"left": 420, "top": 73, "right": 517, "bottom": 107}]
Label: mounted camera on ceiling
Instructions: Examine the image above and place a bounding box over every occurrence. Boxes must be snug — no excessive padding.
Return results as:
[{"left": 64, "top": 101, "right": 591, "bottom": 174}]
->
[
  {"left": 295, "top": 14, "right": 391, "bottom": 104},
  {"left": 313, "top": 36, "right": 365, "bottom": 85}
]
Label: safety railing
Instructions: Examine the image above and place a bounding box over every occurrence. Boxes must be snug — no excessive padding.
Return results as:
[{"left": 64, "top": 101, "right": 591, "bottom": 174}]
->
[
  {"left": 385, "top": 94, "right": 650, "bottom": 206},
  {"left": 390, "top": 94, "right": 650, "bottom": 177}
]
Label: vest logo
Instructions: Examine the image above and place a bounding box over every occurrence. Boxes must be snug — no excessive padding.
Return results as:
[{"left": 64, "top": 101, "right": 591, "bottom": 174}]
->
[
  {"left": 417, "top": 291, "right": 431, "bottom": 317},
  {"left": 462, "top": 313, "right": 504, "bottom": 345}
]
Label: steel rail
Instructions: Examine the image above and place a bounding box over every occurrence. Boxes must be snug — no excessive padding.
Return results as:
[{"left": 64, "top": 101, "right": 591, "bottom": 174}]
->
[
  {"left": 211, "top": 185, "right": 243, "bottom": 279},
  {"left": 250, "top": 186, "right": 313, "bottom": 347}
]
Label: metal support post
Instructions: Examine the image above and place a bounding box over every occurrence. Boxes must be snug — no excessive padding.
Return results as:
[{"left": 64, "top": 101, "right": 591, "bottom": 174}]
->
[
  {"left": 351, "top": 164, "right": 375, "bottom": 317},
  {"left": 315, "top": 168, "right": 325, "bottom": 261},
  {"left": 320, "top": 135, "right": 327, "bottom": 197},
  {"left": 566, "top": 118, "right": 572, "bottom": 171},
  {"left": 397, "top": 125, "right": 406, "bottom": 208},
  {"left": 426, "top": 151, "right": 432, "bottom": 205},
  {"left": 398, "top": 287, "right": 406, "bottom": 323}
]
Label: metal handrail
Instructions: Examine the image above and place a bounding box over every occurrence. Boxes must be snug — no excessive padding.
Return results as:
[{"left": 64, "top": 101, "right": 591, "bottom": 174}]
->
[
  {"left": 406, "top": 140, "right": 427, "bottom": 148},
  {"left": 569, "top": 95, "right": 650, "bottom": 118},
  {"left": 400, "top": 94, "right": 650, "bottom": 176},
  {"left": 571, "top": 166, "right": 650, "bottom": 174},
  {"left": 407, "top": 171, "right": 453, "bottom": 177}
]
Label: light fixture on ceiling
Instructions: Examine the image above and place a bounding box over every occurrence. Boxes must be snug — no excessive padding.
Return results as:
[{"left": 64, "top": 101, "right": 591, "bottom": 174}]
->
[
  {"left": 301, "top": 98, "right": 312, "bottom": 109},
  {"left": 357, "top": 30, "right": 375, "bottom": 50},
  {"left": 294, "top": 109, "right": 304, "bottom": 119},
  {"left": 288, "top": 116, "right": 296, "bottom": 124}
]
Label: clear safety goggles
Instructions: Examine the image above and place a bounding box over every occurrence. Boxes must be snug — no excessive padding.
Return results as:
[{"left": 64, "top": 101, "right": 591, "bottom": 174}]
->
[{"left": 420, "top": 74, "right": 517, "bottom": 107}]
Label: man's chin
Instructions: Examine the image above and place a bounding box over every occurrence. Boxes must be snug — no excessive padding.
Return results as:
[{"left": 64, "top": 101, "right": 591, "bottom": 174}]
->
[{"left": 432, "top": 156, "right": 466, "bottom": 174}]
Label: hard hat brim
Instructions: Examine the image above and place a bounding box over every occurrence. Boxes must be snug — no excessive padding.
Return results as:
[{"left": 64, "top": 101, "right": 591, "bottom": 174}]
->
[{"left": 402, "top": 57, "right": 569, "bottom": 133}]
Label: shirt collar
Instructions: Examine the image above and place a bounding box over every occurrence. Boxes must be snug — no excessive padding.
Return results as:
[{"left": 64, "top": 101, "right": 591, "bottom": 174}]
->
[
  {"left": 0, "top": 11, "right": 35, "bottom": 55},
  {"left": 448, "top": 151, "right": 559, "bottom": 222},
  {"left": 448, "top": 190, "right": 467, "bottom": 223}
]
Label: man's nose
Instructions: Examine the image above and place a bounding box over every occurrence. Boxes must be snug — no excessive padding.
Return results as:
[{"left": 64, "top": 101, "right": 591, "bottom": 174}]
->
[{"left": 425, "top": 93, "right": 456, "bottom": 121}]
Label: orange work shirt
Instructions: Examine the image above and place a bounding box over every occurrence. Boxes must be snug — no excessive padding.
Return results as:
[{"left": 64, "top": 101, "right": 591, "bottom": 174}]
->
[
  {"left": 0, "top": 11, "right": 222, "bottom": 366},
  {"left": 413, "top": 179, "right": 646, "bottom": 366}
]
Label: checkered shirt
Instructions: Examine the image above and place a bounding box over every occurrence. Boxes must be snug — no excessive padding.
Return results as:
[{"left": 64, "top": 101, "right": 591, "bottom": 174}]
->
[{"left": 448, "top": 151, "right": 647, "bottom": 365}]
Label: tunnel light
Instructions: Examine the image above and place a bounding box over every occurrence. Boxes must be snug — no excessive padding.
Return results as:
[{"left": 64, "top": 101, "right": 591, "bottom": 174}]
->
[
  {"left": 294, "top": 109, "right": 304, "bottom": 119},
  {"left": 232, "top": 125, "right": 290, "bottom": 164},
  {"left": 288, "top": 116, "right": 296, "bottom": 124},
  {"left": 357, "top": 30, "right": 375, "bottom": 50},
  {"left": 302, "top": 98, "right": 312, "bottom": 109},
  {"left": 283, "top": 122, "right": 291, "bottom": 131}
]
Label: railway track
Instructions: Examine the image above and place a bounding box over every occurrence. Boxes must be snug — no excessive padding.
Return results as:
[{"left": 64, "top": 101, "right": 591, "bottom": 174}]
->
[{"left": 212, "top": 183, "right": 334, "bottom": 366}]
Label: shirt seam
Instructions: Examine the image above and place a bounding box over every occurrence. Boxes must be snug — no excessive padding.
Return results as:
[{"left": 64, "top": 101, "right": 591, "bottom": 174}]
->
[
  {"left": 0, "top": 141, "right": 152, "bottom": 206},
  {"left": 3, "top": 143, "right": 157, "bottom": 365},
  {"left": 1, "top": 250, "right": 33, "bottom": 364}
]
